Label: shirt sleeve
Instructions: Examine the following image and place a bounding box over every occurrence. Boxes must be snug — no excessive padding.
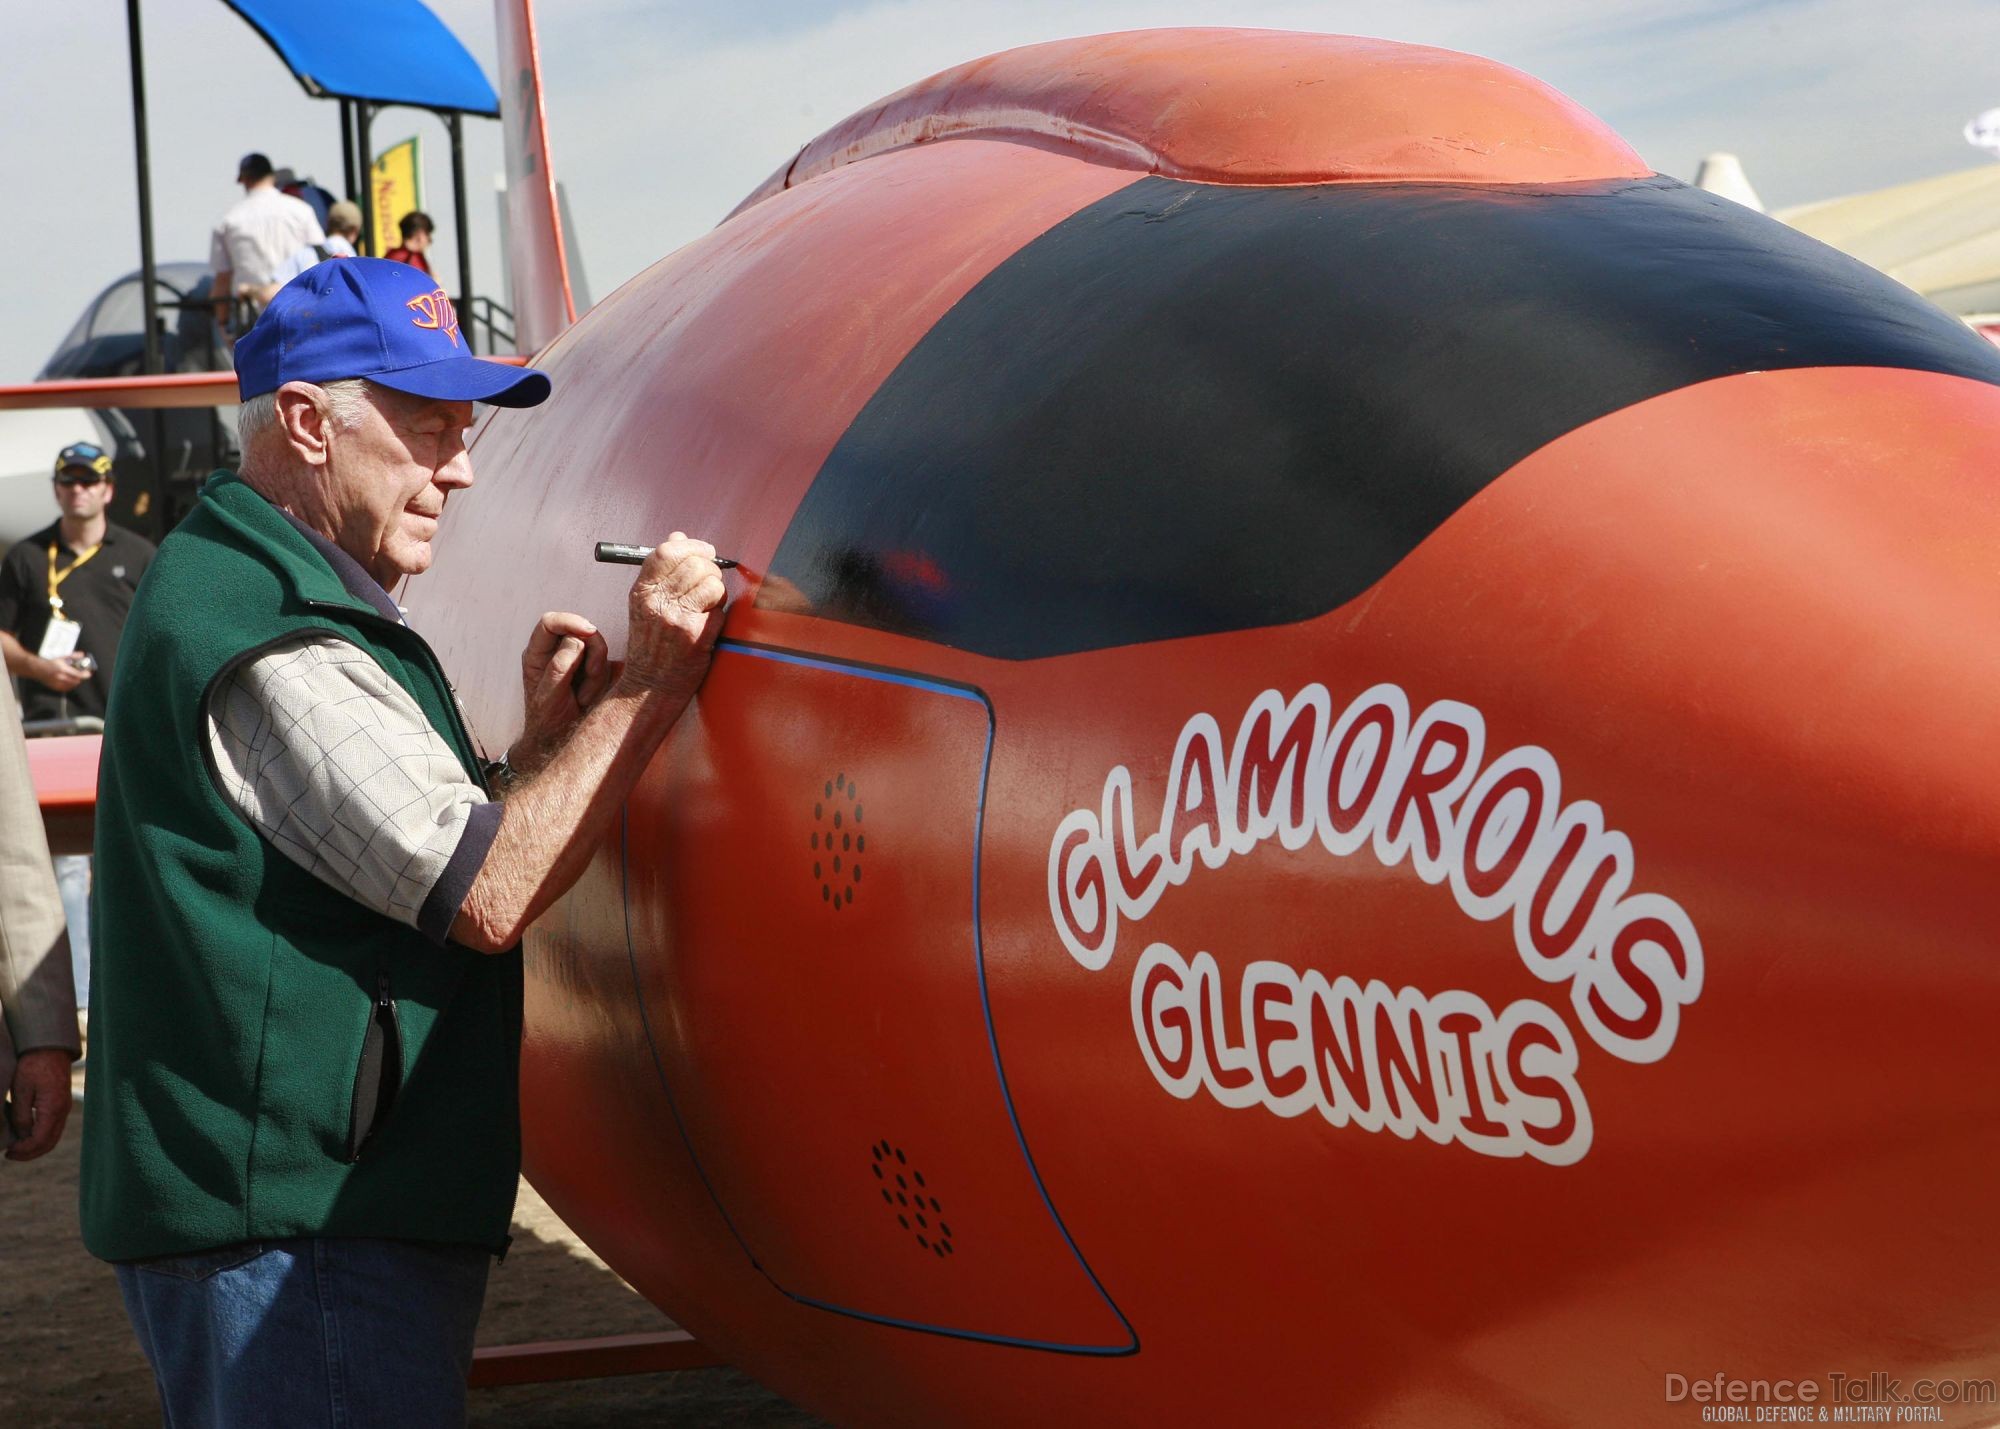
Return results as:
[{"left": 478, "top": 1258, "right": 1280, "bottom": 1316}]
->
[
  {"left": 204, "top": 634, "right": 502, "bottom": 945},
  {"left": 0, "top": 684, "right": 77, "bottom": 1056}
]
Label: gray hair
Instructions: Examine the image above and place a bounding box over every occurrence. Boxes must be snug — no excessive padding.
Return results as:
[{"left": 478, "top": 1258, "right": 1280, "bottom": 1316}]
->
[{"left": 236, "top": 377, "right": 372, "bottom": 453}]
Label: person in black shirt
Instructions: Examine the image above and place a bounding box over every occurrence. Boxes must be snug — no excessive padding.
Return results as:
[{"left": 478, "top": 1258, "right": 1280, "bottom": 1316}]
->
[
  {"left": 0, "top": 443, "right": 155, "bottom": 725},
  {"left": 0, "top": 441, "right": 155, "bottom": 1023}
]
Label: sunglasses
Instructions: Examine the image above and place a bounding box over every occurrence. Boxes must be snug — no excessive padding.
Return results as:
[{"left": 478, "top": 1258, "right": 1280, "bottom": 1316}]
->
[{"left": 55, "top": 472, "right": 108, "bottom": 487}]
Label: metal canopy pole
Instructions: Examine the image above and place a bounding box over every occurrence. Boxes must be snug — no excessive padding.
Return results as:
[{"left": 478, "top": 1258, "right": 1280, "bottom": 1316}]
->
[
  {"left": 449, "top": 113, "right": 473, "bottom": 343},
  {"left": 356, "top": 103, "right": 375, "bottom": 256},
  {"left": 340, "top": 100, "right": 358, "bottom": 202},
  {"left": 125, "top": 0, "right": 169, "bottom": 537},
  {"left": 125, "top": 0, "right": 160, "bottom": 377}
]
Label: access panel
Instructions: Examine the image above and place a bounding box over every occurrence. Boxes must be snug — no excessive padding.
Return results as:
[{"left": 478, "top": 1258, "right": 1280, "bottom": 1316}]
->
[{"left": 619, "top": 643, "right": 1131, "bottom": 1352}]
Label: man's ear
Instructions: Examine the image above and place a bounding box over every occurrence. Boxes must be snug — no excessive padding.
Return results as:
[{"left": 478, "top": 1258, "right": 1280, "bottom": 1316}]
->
[{"left": 273, "top": 382, "right": 333, "bottom": 468}]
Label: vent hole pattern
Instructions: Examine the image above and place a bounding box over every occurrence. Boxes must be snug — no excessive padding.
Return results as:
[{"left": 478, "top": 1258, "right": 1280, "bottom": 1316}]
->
[
  {"left": 870, "top": 1141, "right": 954, "bottom": 1260},
  {"left": 813, "top": 774, "right": 867, "bottom": 912}
]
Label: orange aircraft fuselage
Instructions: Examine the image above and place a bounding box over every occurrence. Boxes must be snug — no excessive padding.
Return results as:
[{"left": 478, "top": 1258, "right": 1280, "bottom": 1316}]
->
[{"left": 150, "top": 26, "right": 2000, "bottom": 1428}]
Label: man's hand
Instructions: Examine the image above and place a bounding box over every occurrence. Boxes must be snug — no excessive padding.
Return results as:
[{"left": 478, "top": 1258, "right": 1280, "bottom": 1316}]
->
[
  {"left": 622, "top": 534, "right": 727, "bottom": 703},
  {"left": 30, "top": 656, "right": 87, "bottom": 694},
  {"left": 449, "top": 534, "right": 727, "bottom": 955},
  {"left": 5, "top": 1049, "right": 73, "bottom": 1162},
  {"left": 515, "top": 612, "right": 610, "bottom": 775}
]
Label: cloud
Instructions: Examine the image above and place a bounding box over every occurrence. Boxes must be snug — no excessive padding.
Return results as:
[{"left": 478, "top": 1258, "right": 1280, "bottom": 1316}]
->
[{"left": 3, "top": 0, "right": 1996, "bottom": 383}]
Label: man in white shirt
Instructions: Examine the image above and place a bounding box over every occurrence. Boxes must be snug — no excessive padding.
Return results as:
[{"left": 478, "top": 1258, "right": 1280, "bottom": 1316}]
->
[
  {"left": 210, "top": 152, "right": 324, "bottom": 333},
  {"left": 253, "top": 200, "right": 363, "bottom": 305}
]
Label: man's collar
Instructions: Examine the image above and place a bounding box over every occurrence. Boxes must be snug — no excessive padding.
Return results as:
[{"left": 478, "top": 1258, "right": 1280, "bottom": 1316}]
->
[
  {"left": 61, "top": 522, "right": 116, "bottom": 549},
  {"left": 273, "top": 509, "right": 404, "bottom": 624},
  {"left": 35, "top": 520, "right": 118, "bottom": 552}
]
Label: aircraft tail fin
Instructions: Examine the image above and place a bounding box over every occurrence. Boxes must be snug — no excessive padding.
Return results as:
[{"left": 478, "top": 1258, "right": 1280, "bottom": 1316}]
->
[{"left": 494, "top": 0, "right": 578, "bottom": 355}]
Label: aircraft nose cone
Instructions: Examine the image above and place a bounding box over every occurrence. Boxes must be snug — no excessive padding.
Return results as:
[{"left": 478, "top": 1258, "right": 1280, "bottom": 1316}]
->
[{"left": 1340, "top": 363, "right": 2000, "bottom": 1370}]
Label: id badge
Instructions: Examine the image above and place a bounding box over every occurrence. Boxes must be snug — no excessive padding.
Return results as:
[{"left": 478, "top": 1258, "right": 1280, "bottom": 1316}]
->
[{"left": 38, "top": 617, "right": 82, "bottom": 661}]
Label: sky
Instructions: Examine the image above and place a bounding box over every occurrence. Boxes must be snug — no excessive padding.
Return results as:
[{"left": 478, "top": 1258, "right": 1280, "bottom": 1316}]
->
[{"left": 3, "top": 0, "right": 1998, "bottom": 382}]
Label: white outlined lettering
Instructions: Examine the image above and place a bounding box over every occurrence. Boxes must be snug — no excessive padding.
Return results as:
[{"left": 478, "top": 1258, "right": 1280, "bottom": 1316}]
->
[
  {"left": 1130, "top": 943, "right": 1592, "bottom": 1165},
  {"left": 1052, "top": 681, "right": 1701, "bottom": 1166}
]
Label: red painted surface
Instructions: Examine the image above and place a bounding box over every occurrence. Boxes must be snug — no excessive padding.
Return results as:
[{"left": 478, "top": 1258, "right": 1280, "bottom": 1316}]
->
[
  {"left": 732, "top": 28, "right": 1648, "bottom": 218},
  {"left": 419, "top": 357, "right": 2000, "bottom": 1423},
  {"left": 401, "top": 26, "right": 2000, "bottom": 1418},
  {"left": 396, "top": 28, "right": 2000, "bottom": 1425},
  {"left": 625, "top": 653, "right": 1126, "bottom": 1349},
  {"left": 26, "top": 734, "right": 98, "bottom": 855}
]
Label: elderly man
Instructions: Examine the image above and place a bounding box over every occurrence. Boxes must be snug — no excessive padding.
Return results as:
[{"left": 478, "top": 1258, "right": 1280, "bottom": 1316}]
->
[
  {"left": 0, "top": 679, "right": 78, "bottom": 1164},
  {"left": 81, "top": 258, "right": 726, "bottom": 1426}
]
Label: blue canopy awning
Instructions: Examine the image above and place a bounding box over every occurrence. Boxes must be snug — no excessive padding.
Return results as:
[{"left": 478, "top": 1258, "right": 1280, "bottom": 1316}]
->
[{"left": 220, "top": 0, "right": 499, "bottom": 116}]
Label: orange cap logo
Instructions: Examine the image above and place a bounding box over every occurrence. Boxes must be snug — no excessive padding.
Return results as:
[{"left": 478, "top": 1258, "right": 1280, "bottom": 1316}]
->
[{"left": 406, "top": 289, "right": 461, "bottom": 348}]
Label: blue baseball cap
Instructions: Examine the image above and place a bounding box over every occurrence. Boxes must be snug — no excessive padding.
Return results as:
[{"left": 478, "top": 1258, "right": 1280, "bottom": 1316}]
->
[{"left": 235, "top": 257, "right": 551, "bottom": 408}]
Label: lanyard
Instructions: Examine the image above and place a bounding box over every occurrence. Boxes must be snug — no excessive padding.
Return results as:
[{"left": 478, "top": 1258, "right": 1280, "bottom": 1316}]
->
[{"left": 46, "top": 540, "right": 103, "bottom": 614}]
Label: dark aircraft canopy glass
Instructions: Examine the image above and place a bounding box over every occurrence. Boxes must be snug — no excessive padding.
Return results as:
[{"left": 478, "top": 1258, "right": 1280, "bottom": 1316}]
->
[
  {"left": 767, "top": 175, "right": 2000, "bottom": 661},
  {"left": 220, "top": 0, "right": 499, "bottom": 115}
]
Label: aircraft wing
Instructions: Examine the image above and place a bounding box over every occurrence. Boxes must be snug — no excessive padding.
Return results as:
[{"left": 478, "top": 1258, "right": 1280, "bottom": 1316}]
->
[
  {"left": 0, "top": 372, "right": 239, "bottom": 412},
  {"left": 0, "top": 355, "right": 530, "bottom": 415},
  {"left": 29, "top": 733, "right": 98, "bottom": 856}
]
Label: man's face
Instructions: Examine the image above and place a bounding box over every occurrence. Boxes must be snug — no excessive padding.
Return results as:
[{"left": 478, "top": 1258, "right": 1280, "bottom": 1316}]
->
[
  {"left": 323, "top": 385, "right": 474, "bottom": 587},
  {"left": 53, "top": 471, "right": 113, "bottom": 524}
]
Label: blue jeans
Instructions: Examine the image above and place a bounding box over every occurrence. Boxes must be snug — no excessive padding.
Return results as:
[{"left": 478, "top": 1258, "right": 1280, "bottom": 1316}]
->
[
  {"left": 54, "top": 854, "right": 89, "bottom": 1011},
  {"left": 115, "top": 1237, "right": 490, "bottom": 1427}
]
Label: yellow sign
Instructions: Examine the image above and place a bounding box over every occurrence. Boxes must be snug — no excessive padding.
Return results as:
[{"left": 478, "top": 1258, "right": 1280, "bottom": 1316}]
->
[{"left": 369, "top": 136, "right": 423, "bottom": 255}]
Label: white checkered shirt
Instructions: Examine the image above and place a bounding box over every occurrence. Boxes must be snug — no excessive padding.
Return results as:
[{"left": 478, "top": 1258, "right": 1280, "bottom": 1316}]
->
[{"left": 206, "top": 634, "right": 490, "bottom": 931}]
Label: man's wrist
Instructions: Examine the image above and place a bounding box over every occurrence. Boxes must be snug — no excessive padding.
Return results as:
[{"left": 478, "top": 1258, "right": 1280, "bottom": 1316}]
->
[
  {"left": 504, "top": 727, "right": 566, "bottom": 781},
  {"left": 508, "top": 676, "right": 684, "bottom": 788},
  {"left": 13, "top": 1046, "right": 78, "bottom": 1066},
  {"left": 611, "top": 664, "right": 702, "bottom": 712}
]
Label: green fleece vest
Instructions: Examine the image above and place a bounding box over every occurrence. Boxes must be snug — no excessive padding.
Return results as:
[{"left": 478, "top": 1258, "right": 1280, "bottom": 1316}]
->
[{"left": 81, "top": 472, "right": 520, "bottom": 1261}]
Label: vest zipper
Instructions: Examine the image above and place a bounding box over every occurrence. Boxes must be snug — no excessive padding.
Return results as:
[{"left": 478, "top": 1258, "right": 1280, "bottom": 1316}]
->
[{"left": 343, "top": 970, "right": 403, "bottom": 1163}]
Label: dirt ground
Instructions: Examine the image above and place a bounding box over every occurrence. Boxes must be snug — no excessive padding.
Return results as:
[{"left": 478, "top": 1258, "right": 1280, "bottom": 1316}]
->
[{"left": 0, "top": 1068, "right": 828, "bottom": 1428}]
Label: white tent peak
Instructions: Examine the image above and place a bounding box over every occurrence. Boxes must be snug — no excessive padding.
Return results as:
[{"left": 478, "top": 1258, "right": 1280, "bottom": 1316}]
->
[{"left": 1694, "top": 152, "right": 1763, "bottom": 212}]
